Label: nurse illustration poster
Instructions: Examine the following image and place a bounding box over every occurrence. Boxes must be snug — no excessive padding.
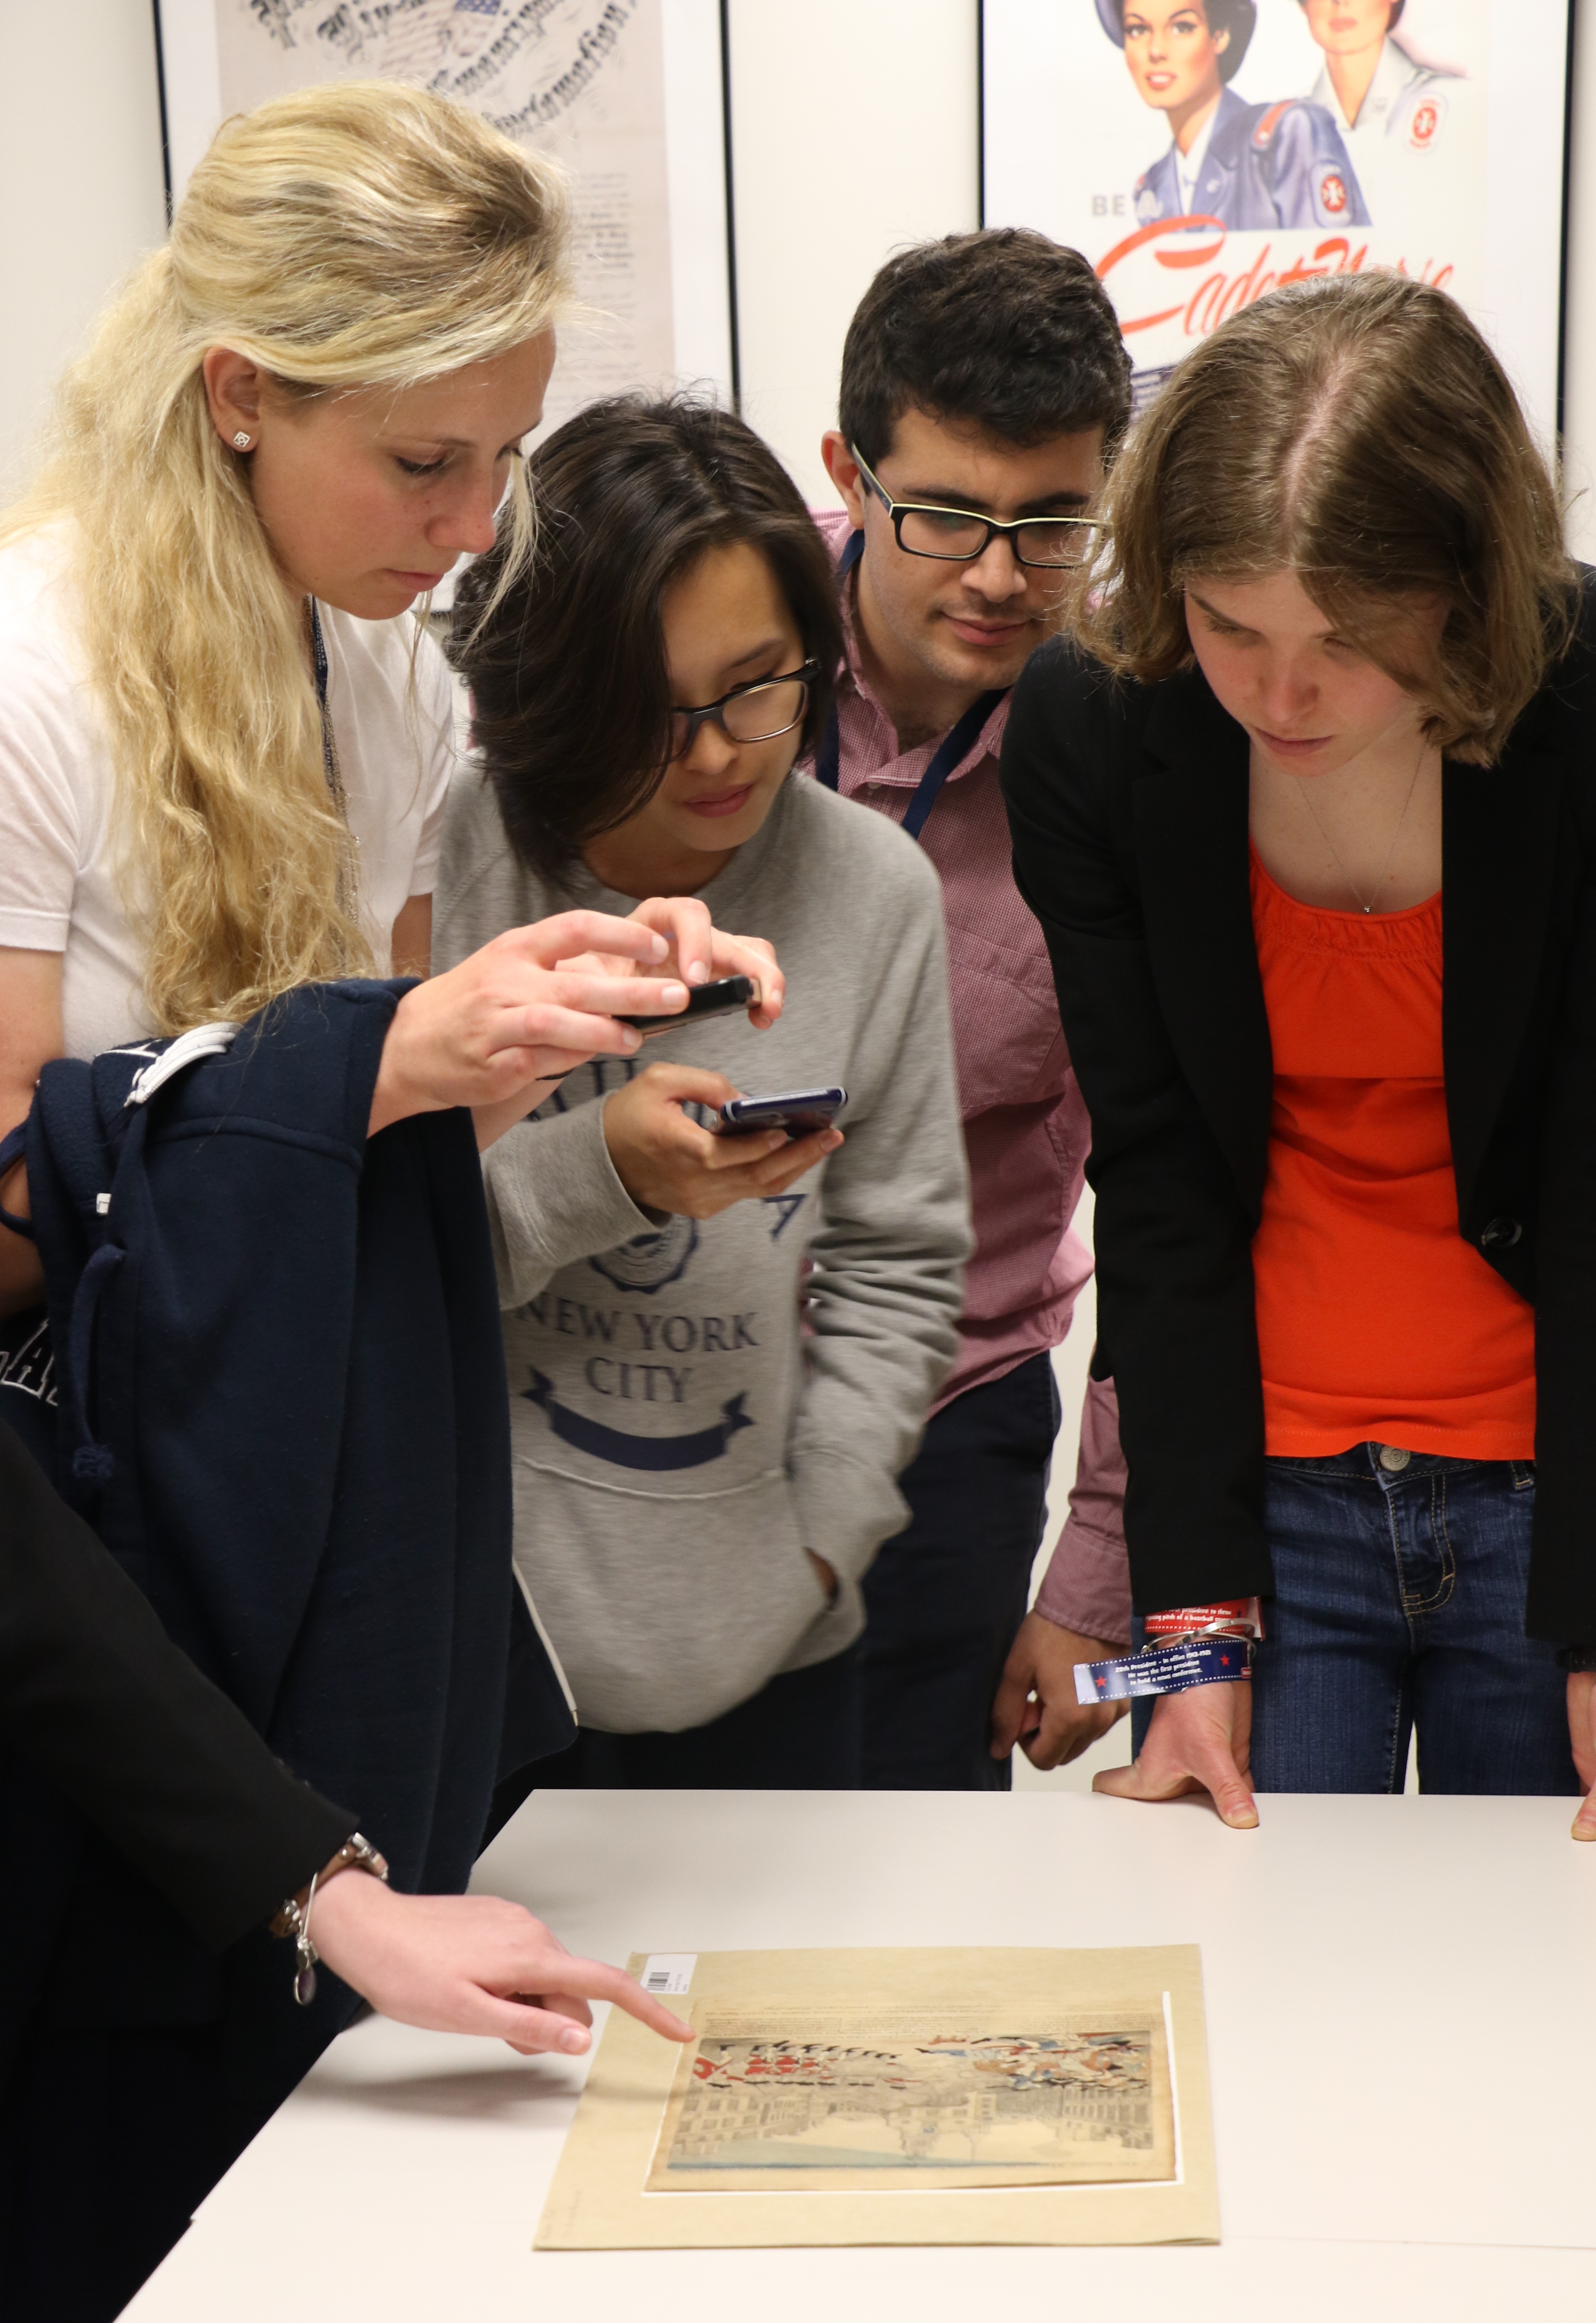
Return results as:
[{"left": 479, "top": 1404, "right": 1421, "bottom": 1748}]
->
[{"left": 983, "top": 2, "right": 1570, "bottom": 438}]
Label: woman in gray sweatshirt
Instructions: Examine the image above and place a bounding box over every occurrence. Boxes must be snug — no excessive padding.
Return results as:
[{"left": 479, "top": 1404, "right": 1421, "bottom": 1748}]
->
[{"left": 435, "top": 398, "right": 972, "bottom": 1785}]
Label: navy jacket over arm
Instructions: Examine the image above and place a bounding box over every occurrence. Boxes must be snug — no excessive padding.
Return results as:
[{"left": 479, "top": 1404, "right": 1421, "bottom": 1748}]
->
[{"left": 1, "top": 980, "right": 572, "bottom": 2165}]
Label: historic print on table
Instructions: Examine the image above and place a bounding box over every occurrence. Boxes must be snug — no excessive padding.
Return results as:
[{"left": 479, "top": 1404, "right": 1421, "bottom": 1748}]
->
[
  {"left": 983, "top": 1, "right": 1570, "bottom": 439},
  {"left": 538, "top": 1946, "right": 1217, "bottom": 2248},
  {"left": 646, "top": 2006, "right": 1175, "bottom": 2192}
]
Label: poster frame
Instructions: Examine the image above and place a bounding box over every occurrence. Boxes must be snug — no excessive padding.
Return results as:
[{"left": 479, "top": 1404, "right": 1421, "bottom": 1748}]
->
[{"left": 979, "top": 0, "right": 1572, "bottom": 449}]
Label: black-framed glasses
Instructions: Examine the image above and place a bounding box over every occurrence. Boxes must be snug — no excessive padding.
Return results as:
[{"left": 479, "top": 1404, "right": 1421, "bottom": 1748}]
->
[
  {"left": 668, "top": 659, "right": 818, "bottom": 761},
  {"left": 851, "top": 445, "right": 1105, "bottom": 569}
]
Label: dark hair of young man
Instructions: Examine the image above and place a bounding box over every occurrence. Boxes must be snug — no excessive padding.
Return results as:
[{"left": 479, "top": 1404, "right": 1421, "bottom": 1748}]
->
[
  {"left": 837, "top": 229, "right": 1133, "bottom": 473},
  {"left": 449, "top": 397, "right": 844, "bottom": 880}
]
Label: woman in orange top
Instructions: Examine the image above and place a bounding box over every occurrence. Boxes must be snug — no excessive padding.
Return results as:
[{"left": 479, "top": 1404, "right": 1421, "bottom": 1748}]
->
[{"left": 1002, "top": 270, "right": 1596, "bottom": 1828}]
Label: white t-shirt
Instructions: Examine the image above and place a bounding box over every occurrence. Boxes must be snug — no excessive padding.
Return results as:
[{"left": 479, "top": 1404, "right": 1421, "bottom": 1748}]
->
[{"left": 0, "top": 529, "right": 455, "bottom": 1059}]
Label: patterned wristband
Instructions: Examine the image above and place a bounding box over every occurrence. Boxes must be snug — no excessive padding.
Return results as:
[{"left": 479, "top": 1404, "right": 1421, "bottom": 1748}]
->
[
  {"left": 1144, "top": 1598, "right": 1263, "bottom": 1643},
  {"left": 1075, "top": 1634, "right": 1254, "bottom": 1705}
]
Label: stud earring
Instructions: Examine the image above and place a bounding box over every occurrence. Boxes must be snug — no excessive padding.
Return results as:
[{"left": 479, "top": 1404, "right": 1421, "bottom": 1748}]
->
[{"left": 232, "top": 431, "right": 252, "bottom": 449}]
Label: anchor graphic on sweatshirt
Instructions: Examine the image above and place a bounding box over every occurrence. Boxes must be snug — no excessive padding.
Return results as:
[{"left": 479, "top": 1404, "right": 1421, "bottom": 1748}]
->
[{"left": 523, "top": 1369, "right": 754, "bottom": 1472}]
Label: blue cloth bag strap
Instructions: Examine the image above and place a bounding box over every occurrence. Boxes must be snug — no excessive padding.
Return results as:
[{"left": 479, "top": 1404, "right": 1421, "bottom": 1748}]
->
[{"left": 0, "top": 1122, "right": 33, "bottom": 1238}]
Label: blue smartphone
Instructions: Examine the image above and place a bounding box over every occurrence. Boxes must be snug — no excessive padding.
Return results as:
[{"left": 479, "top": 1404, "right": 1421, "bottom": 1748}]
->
[{"left": 718, "top": 1087, "right": 847, "bottom": 1139}]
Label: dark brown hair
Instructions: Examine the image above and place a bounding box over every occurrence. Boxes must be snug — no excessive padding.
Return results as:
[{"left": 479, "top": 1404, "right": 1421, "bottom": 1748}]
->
[
  {"left": 838, "top": 229, "right": 1132, "bottom": 471},
  {"left": 1074, "top": 271, "right": 1576, "bottom": 764},
  {"left": 450, "top": 397, "right": 843, "bottom": 877}
]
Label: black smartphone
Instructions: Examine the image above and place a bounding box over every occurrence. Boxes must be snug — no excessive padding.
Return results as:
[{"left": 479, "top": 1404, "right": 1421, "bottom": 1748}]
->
[
  {"left": 614, "top": 974, "right": 757, "bottom": 1035},
  {"left": 718, "top": 1086, "right": 847, "bottom": 1139}
]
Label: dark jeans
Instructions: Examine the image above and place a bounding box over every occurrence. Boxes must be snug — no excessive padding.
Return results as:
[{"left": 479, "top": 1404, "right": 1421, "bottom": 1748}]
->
[
  {"left": 860, "top": 1351, "right": 1059, "bottom": 1791},
  {"left": 535, "top": 1641, "right": 861, "bottom": 1789},
  {"left": 1132, "top": 1446, "right": 1576, "bottom": 1793}
]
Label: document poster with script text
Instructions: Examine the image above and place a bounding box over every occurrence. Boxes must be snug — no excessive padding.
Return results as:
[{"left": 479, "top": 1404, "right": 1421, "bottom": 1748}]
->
[
  {"left": 159, "top": 0, "right": 733, "bottom": 436},
  {"left": 983, "top": 1, "right": 1569, "bottom": 440}
]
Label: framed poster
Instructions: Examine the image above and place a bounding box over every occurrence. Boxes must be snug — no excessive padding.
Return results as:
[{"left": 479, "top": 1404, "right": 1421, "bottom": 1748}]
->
[
  {"left": 155, "top": 0, "right": 736, "bottom": 436},
  {"left": 983, "top": 1, "right": 1570, "bottom": 441}
]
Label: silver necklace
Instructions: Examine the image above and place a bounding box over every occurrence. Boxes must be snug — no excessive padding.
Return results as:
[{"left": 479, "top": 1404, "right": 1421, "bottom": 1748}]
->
[{"left": 1292, "top": 740, "right": 1426, "bottom": 915}]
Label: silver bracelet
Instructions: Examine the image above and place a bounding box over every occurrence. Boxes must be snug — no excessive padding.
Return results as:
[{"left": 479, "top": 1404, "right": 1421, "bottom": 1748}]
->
[{"left": 270, "top": 1832, "right": 390, "bottom": 2007}]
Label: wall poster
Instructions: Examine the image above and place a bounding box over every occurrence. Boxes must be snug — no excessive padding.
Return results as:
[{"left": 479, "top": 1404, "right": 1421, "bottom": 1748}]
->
[
  {"left": 983, "top": 1, "right": 1570, "bottom": 441},
  {"left": 155, "top": 0, "right": 736, "bottom": 440}
]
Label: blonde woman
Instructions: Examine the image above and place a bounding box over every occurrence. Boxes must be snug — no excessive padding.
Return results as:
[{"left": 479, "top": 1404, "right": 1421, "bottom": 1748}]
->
[
  {"left": 0, "top": 84, "right": 767, "bottom": 2322},
  {"left": 0, "top": 80, "right": 772, "bottom": 1314}
]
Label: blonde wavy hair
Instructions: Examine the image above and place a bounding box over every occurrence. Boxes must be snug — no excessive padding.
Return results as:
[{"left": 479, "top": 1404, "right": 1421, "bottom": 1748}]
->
[
  {"left": 1, "top": 81, "right": 570, "bottom": 1032},
  {"left": 1073, "top": 272, "right": 1576, "bottom": 766}
]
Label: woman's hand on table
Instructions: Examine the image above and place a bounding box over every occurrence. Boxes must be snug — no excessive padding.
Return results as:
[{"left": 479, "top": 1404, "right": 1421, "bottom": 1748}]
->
[
  {"left": 602, "top": 1063, "right": 841, "bottom": 1221},
  {"left": 988, "top": 1610, "right": 1129, "bottom": 1771},
  {"left": 308, "top": 1873, "right": 694, "bottom": 2056},
  {"left": 368, "top": 910, "right": 691, "bottom": 1142},
  {"left": 1093, "top": 1678, "right": 1259, "bottom": 1829},
  {"left": 1570, "top": 1671, "right": 1596, "bottom": 1839}
]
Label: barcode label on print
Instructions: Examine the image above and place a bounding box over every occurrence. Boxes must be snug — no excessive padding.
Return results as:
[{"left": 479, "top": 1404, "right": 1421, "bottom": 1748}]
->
[{"left": 640, "top": 1953, "right": 696, "bottom": 1997}]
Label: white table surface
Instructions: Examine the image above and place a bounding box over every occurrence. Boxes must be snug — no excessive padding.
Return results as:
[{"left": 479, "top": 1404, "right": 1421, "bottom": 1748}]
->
[{"left": 127, "top": 1789, "right": 1596, "bottom": 2322}]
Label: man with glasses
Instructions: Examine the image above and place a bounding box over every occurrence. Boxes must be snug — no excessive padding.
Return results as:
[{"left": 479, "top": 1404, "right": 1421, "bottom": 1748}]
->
[{"left": 814, "top": 228, "right": 1137, "bottom": 1791}]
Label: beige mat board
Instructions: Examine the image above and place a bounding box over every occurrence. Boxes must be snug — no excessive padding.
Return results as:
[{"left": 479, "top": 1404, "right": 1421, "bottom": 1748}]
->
[{"left": 536, "top": 1944, "right": 1219, "bottom": 2248}]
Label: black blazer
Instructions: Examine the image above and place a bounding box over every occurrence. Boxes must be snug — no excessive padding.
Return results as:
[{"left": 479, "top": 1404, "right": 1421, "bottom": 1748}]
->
[
  {"left": 1001, "top": 586, "right": 1596, "bottom": 1641},
  {"left": 0, "top": 1421, "right": 353, "bottom": 1953}
]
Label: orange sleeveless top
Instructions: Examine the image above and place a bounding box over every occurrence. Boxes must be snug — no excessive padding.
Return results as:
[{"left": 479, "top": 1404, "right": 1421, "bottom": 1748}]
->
[{"left": 1249, "top": 846, "right": 1536, "bottom": 1459}]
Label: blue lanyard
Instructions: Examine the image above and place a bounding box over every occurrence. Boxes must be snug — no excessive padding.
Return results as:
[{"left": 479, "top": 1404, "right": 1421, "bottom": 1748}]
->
[{"left": 817, "top": 530, "right": 1007, "bottom": 842}]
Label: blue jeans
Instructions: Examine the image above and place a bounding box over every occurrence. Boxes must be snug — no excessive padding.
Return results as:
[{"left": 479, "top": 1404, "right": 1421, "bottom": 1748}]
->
[{"left": 1135, "top": 1446, "right": 1577, "bottom": 1794}]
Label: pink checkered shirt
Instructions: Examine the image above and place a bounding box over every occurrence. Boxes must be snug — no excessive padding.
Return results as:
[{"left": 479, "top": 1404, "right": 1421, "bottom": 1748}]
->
[{"left": 806, "top": 510, "right": 1130, "bottom": 1639}]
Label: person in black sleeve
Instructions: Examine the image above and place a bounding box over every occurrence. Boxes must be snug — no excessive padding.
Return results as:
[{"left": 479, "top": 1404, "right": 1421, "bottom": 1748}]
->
[{"left": 0, "top": 1419, "right": 690, "bottom": 2312}]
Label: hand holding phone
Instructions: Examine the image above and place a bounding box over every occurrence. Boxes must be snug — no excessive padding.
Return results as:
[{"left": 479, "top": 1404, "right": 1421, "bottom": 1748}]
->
[
  {"left": 614, "top": 974, "right": 758, "bottom": 1035},
  {"left": 601, "top": 1065, "right": 843, "bottom": 1221},
  {"left": 609, "top": 904, "right": 784, "bottom": 1032}
]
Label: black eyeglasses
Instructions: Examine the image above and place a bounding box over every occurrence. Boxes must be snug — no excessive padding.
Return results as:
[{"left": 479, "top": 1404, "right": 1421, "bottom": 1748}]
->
[
  {"left": 851, "top": 445, "right": 1106, "bottom": 570},
  {"left": 668, "top": 659, "right": 818, "bottom": 762}
]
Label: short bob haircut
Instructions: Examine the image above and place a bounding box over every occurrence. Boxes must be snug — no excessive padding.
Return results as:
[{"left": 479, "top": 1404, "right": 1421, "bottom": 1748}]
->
[
  {"left": 450, "top": 397, "right": 843, "bottom": 878},
  {"left": 1073, "top": 272, "right": 1577, "bottom": 764}
]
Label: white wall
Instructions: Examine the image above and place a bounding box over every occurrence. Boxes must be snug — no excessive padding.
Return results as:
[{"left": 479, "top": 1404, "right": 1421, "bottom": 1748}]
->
[
  {"left": 0, "top": 0, "right": 168, "bottom": 498},
  {"left": 725, "top": 0, "right": 980, "bottom": 506}
]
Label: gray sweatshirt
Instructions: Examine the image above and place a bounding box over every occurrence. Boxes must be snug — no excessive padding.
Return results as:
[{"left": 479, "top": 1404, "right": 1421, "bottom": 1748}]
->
[{"left": 433, "top": 768, "right": 972, "bottom": 1732}]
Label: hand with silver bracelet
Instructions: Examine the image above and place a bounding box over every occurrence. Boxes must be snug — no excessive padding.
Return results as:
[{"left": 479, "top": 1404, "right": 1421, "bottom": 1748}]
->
[{"left": 273, "top": 1842, "right": 693, "bottom": 2055}]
